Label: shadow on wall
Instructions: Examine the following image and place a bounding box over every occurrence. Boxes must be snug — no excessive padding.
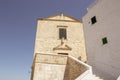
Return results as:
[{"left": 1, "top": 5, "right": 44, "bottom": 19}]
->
[{"left": 64, "top": 56, "right": 88, "bottom": 80}]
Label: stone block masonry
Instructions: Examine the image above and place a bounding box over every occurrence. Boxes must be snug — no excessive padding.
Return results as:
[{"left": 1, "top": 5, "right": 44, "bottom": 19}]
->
[{"left": 31, "top": 53, "right": 90, "bottom": 80}]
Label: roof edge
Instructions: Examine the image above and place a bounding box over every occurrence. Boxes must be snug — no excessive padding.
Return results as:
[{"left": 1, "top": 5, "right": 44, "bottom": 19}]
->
[{"left": 37, "top": 13, "right": 82, "bottom": 23}]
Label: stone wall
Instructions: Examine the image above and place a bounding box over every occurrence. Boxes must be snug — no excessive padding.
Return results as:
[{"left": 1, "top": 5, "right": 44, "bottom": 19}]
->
[
  {"left": 32, "top": 53, "right": 67, "bottom": 80},
  {"left": 34, "top": 14, "right": 87, "bottom": 62},
  {"left": 31, "top": 53, "right": 89, "bottom": 80},
  {"left": 64, "top": 56, "right": 88, "bottom": 80}
]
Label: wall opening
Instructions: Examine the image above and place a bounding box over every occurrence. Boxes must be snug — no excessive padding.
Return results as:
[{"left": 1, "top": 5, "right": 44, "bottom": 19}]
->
[
  {"left": 59, "top": 28, "right": 67, "bottom": 39},
  {"left": 91, "top": 16, "right": 97, "bottom": 24},
  {"left": 102, "top": 37, "right": 108, "bottom": 45},
  {"left": 58, "top": 53, "right": 68, "bottom": 55}
]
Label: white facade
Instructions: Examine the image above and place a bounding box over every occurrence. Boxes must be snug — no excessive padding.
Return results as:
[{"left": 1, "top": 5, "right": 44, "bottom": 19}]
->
[{"left": 83, "top": 0, "right": 120, "bottom": 80}]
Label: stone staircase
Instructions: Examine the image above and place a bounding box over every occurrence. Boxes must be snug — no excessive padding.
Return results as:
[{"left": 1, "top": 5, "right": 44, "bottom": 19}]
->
[
  {"left": 91, "top": 74, "right": 103, "bottom": 80},
  {"left": 31, "top": 53, "right": 104, "bottom": 80},
  {"left": 76, "top": 74, "right": 104, "bottom": 80},
  {"left": 83, "top": 74, "right": 103, "bottom": 80}
]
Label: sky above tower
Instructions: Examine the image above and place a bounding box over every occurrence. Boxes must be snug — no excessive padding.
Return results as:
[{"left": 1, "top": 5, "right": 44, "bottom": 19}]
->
[{"left": 0, "top": 0, "right": 95, "bottom": 80}]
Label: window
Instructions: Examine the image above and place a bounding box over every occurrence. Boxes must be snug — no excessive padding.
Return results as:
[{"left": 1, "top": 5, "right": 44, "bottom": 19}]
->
[
  {"left": 59, "top": 28, "right": 67, "bottom": 39},
  {"left": 91, "top": 16, "right": 97, "bottom": 24},
  {"left": 58, "top": 53, "right": 68, "bottom": 55},
  {"left": 102, "top": 37, "right": 108, "bottom": 45}
]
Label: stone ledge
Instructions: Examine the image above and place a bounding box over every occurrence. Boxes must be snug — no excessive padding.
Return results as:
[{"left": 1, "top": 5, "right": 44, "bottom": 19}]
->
[{"left": 35, "top": 53, "right": 68, "bottom": 65}]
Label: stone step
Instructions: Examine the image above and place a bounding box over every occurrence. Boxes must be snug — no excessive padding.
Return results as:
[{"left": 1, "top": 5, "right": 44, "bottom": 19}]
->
[
  {"left": 81, "top": 74, "right": 103, "bottom": 80},
  {"left": 91, "top": 74, "right": 103, "bottom": 80}
]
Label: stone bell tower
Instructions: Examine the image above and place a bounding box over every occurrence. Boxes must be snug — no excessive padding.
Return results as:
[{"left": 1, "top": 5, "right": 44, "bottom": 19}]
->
[{"left": 31, "top": 13, "right": 87, "bottom": 80}]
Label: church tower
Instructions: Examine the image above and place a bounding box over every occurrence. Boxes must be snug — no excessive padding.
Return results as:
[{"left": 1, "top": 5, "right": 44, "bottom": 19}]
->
[{"left": 31, "top": 13, "right": 87, "bottom": 80}]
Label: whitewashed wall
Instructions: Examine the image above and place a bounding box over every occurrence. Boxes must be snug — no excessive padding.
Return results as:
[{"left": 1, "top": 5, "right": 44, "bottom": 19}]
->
[{"left": 83, "top": 0, "right": 120, "bottom": 80}]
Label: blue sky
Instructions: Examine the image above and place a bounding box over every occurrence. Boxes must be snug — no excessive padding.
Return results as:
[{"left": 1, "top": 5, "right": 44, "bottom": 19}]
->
[{"left": 0, "top": 0, "right": 95, "bottom": 80}]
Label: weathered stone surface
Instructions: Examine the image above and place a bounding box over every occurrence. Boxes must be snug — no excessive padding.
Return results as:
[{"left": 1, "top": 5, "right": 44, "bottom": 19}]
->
[
  {"left": 31, "top": 54, "right": 90, "bottom": 80},
  {"left": 64, "top": 56, "right": 88, "bottom": 80},
  {"left": 31, "top": 14, "right": 88, "bottom": 80},
  {"left": 34, "top": 14, "right": 87, "bottom": 62},
  {"left": 35, "top": 53, "right": 67, "bottom": 65}
]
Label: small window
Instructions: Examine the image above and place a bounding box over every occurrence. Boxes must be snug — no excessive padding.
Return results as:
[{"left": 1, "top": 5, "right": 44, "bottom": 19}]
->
[
  {"left": 102, "top": 37, "right": 108, "bottom": 45},
  {"left": 91, "top": 16, "right": 97, "bottom": 24},
  {"left": 59, "top": 28, "right": 67, "bottom": 39},
  {"left": 58, "top": 53, "right": 68, "bottom": 55}
]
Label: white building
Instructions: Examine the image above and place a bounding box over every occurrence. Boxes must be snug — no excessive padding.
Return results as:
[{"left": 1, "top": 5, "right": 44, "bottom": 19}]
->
[{"left": 83, "top": 0, "right": 120, "bottom": 80}]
